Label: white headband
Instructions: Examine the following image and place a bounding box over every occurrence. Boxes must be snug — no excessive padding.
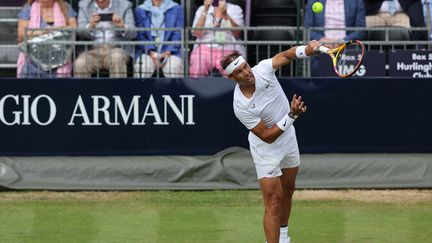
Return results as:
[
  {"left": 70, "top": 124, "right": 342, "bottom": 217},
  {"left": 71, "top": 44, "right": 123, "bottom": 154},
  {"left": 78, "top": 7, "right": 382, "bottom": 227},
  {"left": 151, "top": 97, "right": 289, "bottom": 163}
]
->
[{"left": 224, "top": 56, "right": 246, "bottom": 75}]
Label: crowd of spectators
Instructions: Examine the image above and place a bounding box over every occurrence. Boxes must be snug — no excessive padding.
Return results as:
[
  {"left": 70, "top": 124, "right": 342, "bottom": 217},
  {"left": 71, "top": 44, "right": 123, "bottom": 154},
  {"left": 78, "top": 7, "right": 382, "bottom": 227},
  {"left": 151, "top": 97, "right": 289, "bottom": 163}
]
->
[
  {"left": 16, "top": 0, "right": 245, "bottom": 78},
  {"left": 305, "top": 0, "right": 428, "bottom": 46},
  {"left": 14, "top": 0, "right": 431, "bottom": 78}
]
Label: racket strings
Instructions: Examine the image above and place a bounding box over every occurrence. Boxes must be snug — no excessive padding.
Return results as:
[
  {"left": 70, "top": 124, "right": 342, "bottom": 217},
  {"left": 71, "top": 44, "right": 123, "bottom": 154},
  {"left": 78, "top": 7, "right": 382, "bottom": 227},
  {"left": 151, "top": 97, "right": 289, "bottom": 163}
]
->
[{"left": 334, "top": 42, "right": 364, "bottom": 77}]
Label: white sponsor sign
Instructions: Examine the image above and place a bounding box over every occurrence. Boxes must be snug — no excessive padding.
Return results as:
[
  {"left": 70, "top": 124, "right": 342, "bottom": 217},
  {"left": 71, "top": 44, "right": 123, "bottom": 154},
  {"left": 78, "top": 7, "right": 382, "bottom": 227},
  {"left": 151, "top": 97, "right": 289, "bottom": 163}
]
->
[{"left": 0, "top": 94, "right": 195, "bottom": 126}]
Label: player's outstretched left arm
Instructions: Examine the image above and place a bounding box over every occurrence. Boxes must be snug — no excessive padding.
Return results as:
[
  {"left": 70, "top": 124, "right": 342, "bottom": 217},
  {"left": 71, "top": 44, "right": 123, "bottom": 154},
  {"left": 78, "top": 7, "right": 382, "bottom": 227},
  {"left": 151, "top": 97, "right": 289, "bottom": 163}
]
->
[{"left": 271, "top": 40, "right": 321, "bottom": 70}]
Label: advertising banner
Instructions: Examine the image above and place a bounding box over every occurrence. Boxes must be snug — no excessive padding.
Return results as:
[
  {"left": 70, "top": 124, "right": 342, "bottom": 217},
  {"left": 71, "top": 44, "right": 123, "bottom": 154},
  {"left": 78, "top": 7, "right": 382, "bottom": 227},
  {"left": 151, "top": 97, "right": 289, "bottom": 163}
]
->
[
  {"left": 312, "top": 51, "right": 386, "bottom": 77},
  {"left": 0, "top": 78, "right": 247, "bottom": 155},
  {"left": 388, "top": 50, "right": 432, "bottom": 78},
  {"left": 0, "top": 77, "right": 431, "bottom": 155}
]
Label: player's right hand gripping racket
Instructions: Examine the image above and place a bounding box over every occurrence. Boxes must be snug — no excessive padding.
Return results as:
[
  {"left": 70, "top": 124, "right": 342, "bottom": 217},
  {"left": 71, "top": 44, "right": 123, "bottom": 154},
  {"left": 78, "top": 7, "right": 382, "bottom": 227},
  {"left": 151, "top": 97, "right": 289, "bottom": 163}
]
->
[{"left": 316, "top": 40, "right": 365, "bottom": 78}]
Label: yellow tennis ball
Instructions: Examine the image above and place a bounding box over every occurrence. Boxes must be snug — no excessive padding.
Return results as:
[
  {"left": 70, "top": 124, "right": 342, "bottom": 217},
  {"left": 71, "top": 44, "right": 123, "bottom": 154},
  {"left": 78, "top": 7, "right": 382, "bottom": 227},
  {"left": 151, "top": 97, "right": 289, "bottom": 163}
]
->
[{"left": 312, "top": 2, "right": 324, "bottom": 13}]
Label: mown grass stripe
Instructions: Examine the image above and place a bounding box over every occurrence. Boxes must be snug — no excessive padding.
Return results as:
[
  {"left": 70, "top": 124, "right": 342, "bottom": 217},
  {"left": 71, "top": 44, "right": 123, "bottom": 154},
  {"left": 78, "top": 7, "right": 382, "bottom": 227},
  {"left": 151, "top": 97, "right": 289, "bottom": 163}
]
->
[{"left": 0, "top": 191, "right": 430, "bottom": 242}]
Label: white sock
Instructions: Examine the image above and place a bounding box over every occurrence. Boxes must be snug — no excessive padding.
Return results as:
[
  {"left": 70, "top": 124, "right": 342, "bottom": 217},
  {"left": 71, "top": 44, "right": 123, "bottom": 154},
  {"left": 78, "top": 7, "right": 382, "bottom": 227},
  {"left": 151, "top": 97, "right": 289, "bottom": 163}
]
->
[
  {"left": 280, "top": 226, "right": 288, "bottom": 240},
  {"left": 265, "top": 226, "right": 289, "bottom": 243}
]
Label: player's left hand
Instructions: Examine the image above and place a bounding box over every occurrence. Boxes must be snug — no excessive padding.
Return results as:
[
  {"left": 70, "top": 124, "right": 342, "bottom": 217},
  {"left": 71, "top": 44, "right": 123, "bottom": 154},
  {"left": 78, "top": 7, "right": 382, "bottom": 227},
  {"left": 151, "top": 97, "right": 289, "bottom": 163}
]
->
[
  {"left": 305, "top": 40, "right": 321, "bottom": 56},
  {"left": 290, "top": 94, "right": 307, "bottom": 117}
]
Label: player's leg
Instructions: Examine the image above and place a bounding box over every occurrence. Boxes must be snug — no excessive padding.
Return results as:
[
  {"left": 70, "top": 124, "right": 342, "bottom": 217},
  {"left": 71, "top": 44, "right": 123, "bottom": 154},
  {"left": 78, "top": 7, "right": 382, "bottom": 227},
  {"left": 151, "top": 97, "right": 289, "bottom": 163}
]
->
[
  {"left": 278, "top": 136, "right": 301, "bottom": 243},
  {"left": 259, "top": 176, "right": 283, "bottom": 243},
  {"left": 279, "top": 166, "right": 299, "bottom": 227},
  {"left": 276, "top": 166, "right": 299, "bottom": 243}
]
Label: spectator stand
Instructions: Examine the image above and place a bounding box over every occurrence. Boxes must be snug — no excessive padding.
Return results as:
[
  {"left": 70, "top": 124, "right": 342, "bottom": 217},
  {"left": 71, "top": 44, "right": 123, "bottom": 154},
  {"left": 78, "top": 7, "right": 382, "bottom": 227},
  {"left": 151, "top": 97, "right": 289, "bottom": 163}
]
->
[
  {"left": 249, "top": 0, "right": 302, "bottom": 77},
  {"left": 0, "top": 3, "right": 21, "bottom": 77},
  {"left": 1, "top": 1, "right": 431, "bottom": 78}
]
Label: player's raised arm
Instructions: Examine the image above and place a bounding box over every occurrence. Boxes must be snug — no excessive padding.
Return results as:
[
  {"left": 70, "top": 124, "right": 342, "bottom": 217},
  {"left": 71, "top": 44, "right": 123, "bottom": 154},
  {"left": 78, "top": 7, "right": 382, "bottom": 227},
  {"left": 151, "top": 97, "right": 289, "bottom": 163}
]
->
[{"left": 271, "top": 40, "right": 321, "bottom": 70}]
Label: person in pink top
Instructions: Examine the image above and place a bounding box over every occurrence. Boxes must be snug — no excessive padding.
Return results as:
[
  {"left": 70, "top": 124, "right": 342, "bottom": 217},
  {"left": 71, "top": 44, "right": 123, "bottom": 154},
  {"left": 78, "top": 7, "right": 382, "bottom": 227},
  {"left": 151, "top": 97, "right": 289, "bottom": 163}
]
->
[
  {"left": 17, "top": 0, "right": 77, "bottom": 78},
  {"left": 189, "top": 0, "right": 245, "bottom": 78}
]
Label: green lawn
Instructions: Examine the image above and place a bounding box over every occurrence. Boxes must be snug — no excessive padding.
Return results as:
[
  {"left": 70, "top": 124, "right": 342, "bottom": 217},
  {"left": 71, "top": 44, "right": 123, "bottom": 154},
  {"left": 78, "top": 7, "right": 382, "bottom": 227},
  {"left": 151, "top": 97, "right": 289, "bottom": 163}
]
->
[{"left": 0, "top": 190, "right": 431, "bottom": 243}]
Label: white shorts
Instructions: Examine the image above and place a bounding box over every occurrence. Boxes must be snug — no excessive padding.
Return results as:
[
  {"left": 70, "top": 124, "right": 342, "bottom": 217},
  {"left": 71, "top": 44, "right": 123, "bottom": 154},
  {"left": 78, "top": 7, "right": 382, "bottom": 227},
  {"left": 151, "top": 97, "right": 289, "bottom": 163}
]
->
[
  {"left": 254, "top": 151, "right": 301, "bottom": 179},
  {"left": 249, "top": 128, "right": 301, "bottom": 179}
]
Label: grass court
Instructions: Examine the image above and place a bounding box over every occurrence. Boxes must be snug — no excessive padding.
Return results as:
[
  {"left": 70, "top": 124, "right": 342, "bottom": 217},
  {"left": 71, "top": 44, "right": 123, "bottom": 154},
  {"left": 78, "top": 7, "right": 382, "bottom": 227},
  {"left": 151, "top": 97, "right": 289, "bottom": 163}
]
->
[{"left": 1, "top": 190, "right": 431, "bottom": 243}]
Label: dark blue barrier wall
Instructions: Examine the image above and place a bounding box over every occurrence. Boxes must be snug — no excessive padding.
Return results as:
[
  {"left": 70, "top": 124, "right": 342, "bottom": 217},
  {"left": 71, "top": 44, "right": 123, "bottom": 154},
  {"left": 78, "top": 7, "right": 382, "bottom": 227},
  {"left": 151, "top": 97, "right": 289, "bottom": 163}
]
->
[
  {"left": 285, "top": 78, "right": 432, "bottom": 152},
  {"left": 0, "top": 77, "right": 431, "bottom": 155}
]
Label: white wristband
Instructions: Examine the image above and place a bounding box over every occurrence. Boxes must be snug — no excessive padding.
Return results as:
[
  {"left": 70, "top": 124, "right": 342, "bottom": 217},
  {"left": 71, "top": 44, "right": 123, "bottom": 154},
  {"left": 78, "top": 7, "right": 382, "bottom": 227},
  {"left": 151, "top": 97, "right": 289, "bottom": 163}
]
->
[
  {"left": 276, "top": 114, "right": 295, "bottom": 131},
  {"left": 295, "top": 45, "right": 308, "bottom": 59}
]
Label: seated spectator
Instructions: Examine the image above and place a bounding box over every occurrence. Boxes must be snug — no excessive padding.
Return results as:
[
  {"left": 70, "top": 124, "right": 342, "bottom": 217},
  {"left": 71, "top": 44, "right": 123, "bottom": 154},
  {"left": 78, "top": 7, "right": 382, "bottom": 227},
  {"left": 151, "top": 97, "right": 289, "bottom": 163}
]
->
[
  {"left": 365, "top": 0, "right": 425, "bottom": 30},
  {"left": 134, "top": 0, "right": 184, "bottom": 78},
  {"left": 421, "top": 0, "right": 431, "bottom": 39},
  {"left": 365, "top": 0, "right": 428, "bottom": 41},
  {"left": 17, "top": 0, "right": 77, "bottom": 78},
  {"left": 304, "top": 0, "right": 366, "bottom": 48},
  {"left": 420, "top": 0, "right": 432, "bottom": 40},
  {"left": 189, "top": 0, "right": 245, "bottom": 78},
  {"left": 74, "top": 0, "right": 136, "bottom": 78},
  {"left": 305, "top": 0, "right": 366, "bottom": 77},
  {"left": 365, "top": 0, "right": 409, "bottom": 27}
]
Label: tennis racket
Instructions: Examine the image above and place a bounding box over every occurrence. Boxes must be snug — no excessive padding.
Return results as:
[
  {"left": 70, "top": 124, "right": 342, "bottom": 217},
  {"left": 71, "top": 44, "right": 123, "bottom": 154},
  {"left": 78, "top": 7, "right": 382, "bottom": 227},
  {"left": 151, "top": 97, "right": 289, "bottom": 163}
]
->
[{"left": 316, "top": 40, "right": 365, "bottom": 78}]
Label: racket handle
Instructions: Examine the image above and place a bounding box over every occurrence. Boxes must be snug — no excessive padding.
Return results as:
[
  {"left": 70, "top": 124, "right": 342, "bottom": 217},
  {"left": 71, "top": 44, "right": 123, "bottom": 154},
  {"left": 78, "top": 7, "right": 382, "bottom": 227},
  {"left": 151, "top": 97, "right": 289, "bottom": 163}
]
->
[{"left": 317, "top": 45, "right": 330, "bottom": 53}]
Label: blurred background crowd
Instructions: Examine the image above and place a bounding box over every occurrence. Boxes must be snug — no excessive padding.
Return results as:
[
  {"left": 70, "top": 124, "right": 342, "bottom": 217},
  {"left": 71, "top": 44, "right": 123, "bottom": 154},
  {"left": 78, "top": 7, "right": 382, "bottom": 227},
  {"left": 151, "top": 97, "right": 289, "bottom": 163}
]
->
[{"left": 0, "top": 0, "right": 430, "bottom": 78}]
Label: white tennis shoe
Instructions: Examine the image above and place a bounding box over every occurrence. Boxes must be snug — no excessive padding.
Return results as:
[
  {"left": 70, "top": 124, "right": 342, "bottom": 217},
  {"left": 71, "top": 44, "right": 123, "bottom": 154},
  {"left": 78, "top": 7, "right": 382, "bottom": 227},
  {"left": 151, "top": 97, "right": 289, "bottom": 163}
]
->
[{"left": 265, "top": 236, "right": 291, "bottom": 243}]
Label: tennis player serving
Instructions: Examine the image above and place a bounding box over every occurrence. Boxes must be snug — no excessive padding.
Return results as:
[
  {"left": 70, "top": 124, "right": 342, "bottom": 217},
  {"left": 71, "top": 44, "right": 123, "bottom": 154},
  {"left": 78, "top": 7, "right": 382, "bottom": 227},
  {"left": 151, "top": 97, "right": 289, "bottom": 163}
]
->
[{"left": 221, "top": 40, "right": 321, "bottom": 243}]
